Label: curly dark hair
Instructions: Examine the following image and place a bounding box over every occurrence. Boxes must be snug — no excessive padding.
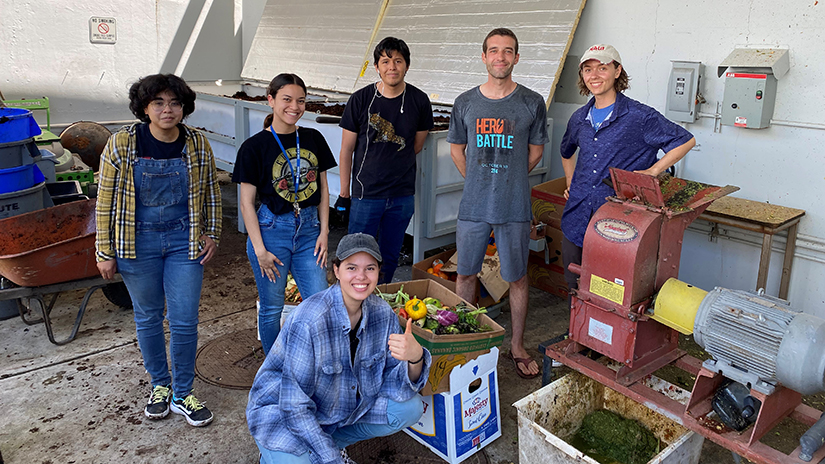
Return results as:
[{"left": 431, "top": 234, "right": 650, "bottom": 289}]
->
[
  {"left": 128, "top": 74, "right": 196, "bottom": 123},
  {"left": 577, "top": 61, "right": 630, "bottom": 96}
]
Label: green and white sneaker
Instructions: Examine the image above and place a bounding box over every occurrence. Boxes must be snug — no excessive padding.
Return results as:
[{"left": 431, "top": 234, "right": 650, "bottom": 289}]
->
[
  {"left": 144, "top": 385, "right": 171, "bottom": 419},
  {"left": 170, "top": 392, "right": 213, "bottom": 427}
]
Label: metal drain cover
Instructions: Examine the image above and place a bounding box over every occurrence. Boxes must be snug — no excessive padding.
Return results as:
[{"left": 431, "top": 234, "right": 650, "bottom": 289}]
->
[
  {"left": 347, "top": 432, "right": 489, "bottom": 464},
  {"left": 195, "top": 328, "right": 264, "bottom": 389}
]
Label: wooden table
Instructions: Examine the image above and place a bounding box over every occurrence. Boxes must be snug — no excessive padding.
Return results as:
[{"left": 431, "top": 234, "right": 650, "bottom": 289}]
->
[{"left": 699, "top": 196, "right": 805, "bottom": 299}]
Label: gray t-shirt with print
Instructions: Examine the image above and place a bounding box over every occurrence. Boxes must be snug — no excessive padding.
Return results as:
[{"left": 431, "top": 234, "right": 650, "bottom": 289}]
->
[{"left": 447, "top": 84, "right": 549, "bottom": 223}]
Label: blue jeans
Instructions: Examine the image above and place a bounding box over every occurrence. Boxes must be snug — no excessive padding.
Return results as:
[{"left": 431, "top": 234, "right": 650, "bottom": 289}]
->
[
  {"left": 256, "top": 396, "right": 424, "bottom": 463},
  {"left": 348, "top": 195, "right": 414, "bottom": 283},
  {"left": 247, "top": 204, "right": 328, "bottom": 355},
  {"left": 118, "top": 223, "right": 203, "bottom": 397}
]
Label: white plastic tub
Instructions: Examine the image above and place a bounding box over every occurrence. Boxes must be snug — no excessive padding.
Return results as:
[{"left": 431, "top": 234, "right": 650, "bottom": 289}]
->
[{"left": 513, "top": 372, "right": 704, "bottom": 464}]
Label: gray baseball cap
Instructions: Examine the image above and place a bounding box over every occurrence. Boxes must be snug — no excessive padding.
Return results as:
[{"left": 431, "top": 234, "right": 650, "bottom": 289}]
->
[{"left": 335, "top": 233, "right": 382, "bottom": 262}]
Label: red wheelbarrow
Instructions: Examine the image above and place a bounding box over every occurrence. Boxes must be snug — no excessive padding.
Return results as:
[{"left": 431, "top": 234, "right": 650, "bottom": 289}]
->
[{"left": 0, "top": 199, "right": 132, "bottom": 345}]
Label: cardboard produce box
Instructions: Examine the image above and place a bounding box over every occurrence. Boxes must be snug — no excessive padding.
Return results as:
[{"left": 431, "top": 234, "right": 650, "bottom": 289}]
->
[
  {"left": 529, "top": 225, "right": 563, "bottom": 268},
  {"left": 532, "top": 177, "right": 567, "bottom": 229},
  {"left": 526, "top": 224, "right": 567, "bottom": 299},
  {"left": 377, "top": 279, "right": 505, "bottom": 395},
  {"left": 527, "top": 253, "right": 568, "bottom": 300},
  {"left": 411, "top": 249, "right": 501, "bottom": 308},
  {"left": 406, "top": 347, "right": 502, "bottom": 464},
  {"left": 441, "top": 250, "right": 509, "bottom": 303}
]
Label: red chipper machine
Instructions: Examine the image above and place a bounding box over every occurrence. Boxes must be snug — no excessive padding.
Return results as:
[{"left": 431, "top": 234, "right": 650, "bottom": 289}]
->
[{"left": 547, "top": 168, "right": 825, "bottom": 464}]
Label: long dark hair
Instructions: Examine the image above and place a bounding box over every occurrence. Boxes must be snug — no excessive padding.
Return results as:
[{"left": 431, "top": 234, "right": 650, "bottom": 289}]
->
[
  {"left": 263, "top": 73, "right": 307, "bottom": 129},
  {"left": 128, "top": 74, "right": 196, "bottom": 123}
]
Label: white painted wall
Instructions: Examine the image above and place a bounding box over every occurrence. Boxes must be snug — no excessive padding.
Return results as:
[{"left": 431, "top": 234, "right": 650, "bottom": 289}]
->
[
  {"left": 2, "top": 0, "right": 822, "bottom": 312},
  {"left": 546, "top": 0, "right": 825, "bottom": 312},
  {"left": 0, "top": 0, "right": 265, "bottom": 127}
]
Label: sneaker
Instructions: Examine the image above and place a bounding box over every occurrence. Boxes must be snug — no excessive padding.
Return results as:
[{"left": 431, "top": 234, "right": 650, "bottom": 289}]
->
[
  {"left": 340, "top": 448, "right": 358, "bottom": 464},
  {"left": 551, "top": 359, "right": 564, "bottom": 368},
  {"left": 170, "top": 392, "right": 214, "bottom": 427},
  {"left": 144, "top": 384, "right": 171, "bottom": 419}
]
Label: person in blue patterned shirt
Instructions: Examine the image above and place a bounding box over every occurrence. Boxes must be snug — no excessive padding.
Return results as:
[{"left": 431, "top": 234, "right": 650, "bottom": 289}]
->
[
  {"left": 560, "top": 44, "right": 695, "bottom": 304},
  {"left": 247, "top": 233, "right": 431, "bottom": 464}
]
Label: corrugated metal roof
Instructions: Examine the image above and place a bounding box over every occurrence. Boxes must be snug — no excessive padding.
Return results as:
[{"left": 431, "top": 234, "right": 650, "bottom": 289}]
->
[{"left": 242, "top": 0, "right": 587, "bottom": 106}]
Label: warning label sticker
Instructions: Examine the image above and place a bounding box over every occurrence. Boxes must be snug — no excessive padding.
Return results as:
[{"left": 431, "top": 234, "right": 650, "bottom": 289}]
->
[
  {"left": 588, "top": 318, "right": 613, "bottom": 345},
  {"left": 590, "top": 274, "right": 625, "bottom": 305}
]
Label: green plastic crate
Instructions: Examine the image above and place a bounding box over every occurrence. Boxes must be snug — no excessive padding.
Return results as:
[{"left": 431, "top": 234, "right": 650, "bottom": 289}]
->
[
  {"left": 55, "top": 169, "right": 94, "bottom": 184},
  {"left": 55, "top": 169, "right": 95, "bottom": 195}
]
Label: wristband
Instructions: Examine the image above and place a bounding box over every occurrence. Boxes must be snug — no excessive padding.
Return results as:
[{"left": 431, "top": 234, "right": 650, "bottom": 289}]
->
[{"left": 409, "top": 350, "right": 425, "bottom": 365}]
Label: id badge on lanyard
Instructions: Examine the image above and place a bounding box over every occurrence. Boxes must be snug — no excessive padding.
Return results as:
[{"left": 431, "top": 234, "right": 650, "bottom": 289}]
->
[{"left": 269, "top": 126, "right": 301, "bottom": 216}]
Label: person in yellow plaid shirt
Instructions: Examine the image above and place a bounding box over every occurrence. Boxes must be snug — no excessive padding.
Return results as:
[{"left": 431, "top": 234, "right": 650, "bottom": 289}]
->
[{"left": 95, "top": 73, "right": 221, "bottom": 427}]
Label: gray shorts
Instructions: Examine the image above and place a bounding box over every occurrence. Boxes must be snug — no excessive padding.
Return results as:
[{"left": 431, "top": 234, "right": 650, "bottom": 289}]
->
[{"left": 456, "top": 219, "right": 531, "bottom": 282}]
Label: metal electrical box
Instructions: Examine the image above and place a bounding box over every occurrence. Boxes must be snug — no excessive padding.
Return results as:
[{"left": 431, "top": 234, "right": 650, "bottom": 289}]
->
[
  {"left": 666, "top": 61, "right": 702, "bottom": 123},
  {"left": 720, "top": 71, "right": 777, "bottom": 128},
  {"left": 717, "top": 48, "right": 789, "bottom": 129}
]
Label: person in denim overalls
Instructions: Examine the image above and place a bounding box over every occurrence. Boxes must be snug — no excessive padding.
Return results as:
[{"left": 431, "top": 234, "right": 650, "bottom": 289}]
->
[
  {"left": 233, "top": 74, "right": 337, "bottom": 356},
  {"left": 95, "top": 74, "right": 222, "bottom": 427}
]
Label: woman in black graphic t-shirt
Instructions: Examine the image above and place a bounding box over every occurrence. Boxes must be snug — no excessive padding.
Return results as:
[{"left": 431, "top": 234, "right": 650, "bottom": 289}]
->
[{"left": 232, "top": 74, "right": 337, "bottom": 355}]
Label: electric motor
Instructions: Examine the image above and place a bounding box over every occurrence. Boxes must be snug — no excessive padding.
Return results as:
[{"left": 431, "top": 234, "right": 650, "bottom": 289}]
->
[{"left": 693, "top": 287, "right": 825, "bottom": 395}]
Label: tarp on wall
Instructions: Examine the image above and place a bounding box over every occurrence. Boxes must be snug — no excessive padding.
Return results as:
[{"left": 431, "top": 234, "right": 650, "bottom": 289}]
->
[{"left": 241, "top": 0, "right": 587, "bottom": 106}]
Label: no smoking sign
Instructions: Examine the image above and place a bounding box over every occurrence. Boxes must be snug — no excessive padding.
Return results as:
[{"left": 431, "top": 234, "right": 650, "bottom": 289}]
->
[{"left": 90, "top": 16, "right": 116, "bottom": 44}]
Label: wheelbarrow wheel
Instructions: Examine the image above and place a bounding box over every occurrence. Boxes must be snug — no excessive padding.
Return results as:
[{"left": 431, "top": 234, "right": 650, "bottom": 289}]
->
[{"left": 102, "top": 282, "right": 133, "bottom": 309}]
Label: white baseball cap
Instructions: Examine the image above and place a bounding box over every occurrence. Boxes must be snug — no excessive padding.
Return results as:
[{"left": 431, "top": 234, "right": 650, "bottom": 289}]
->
[{"left": 580, "top": 44, "right": 622, "bottom": 67}]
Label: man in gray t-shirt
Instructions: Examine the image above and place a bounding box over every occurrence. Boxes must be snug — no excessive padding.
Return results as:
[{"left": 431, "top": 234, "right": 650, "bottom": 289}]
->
[{"left": 448, "top": 28, "right": 549, "bottom": 380}]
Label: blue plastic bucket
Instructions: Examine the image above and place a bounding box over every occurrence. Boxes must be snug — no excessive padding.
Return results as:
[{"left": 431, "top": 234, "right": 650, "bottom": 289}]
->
[
  {"left": 0, "top": 164, "right": 44, "bottom": 194},
  {"left": 0, "top": 108, "right": 42, "bottom": 143}
]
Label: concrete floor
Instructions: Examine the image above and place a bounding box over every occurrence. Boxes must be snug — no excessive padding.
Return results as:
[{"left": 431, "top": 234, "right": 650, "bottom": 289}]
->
[{"left": 0, "top": 179, "right": 743, "bottom": 464}]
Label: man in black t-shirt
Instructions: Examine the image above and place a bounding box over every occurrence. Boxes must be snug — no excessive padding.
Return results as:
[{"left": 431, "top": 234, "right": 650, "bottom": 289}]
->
[{"left": 338, "top": 37, "right": 434, "bottom": 283}]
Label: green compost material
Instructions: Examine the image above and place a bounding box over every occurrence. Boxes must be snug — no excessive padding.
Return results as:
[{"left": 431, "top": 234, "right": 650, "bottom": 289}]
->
[
  {"left": 574, "top": 409, "right": 659, "bottom": 464},
  {"left": 658, "top": 174, "right": 710, "bottom": 211}
]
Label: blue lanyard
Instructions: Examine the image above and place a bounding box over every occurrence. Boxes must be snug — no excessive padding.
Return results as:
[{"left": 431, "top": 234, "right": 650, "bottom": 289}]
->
[{"left": 269, "top": 126, "right": 301, "bottom": 203}]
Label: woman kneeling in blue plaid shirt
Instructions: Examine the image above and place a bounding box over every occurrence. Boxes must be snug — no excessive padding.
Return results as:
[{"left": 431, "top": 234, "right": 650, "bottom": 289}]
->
[{"left": 247, "top": 233, "right": 431, "bottom": 464}]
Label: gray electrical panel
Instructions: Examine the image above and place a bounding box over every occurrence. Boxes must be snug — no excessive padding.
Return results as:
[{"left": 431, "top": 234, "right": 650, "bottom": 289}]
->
[
  {"left": 720, "top": 70, "right": 777, "bottom": 129},
  {"left": 717, "top": 48, "right": 789, "bottom": 130},
  {"left": 666, "top": 61, "right": 702, "bottom": 123}
]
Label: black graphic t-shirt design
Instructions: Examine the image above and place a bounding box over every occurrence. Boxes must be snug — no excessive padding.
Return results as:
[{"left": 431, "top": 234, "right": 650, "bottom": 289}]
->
[
  {"left": 368, "top": 113, "right": 406, "bottom": 151},
  {"left": 339, "top": 83, "right": 434, "bottom": 199},
  {"left": 232, "top": 127, "right": 337, "bottom": 215},
  {"left": 271, "top": 147, "right": 320, "bottom": 203}
]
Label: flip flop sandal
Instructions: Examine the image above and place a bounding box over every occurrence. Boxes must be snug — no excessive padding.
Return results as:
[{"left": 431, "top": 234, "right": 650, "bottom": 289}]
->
[{"left": 509, "top": 352, "right": 540, "bottom": 379}]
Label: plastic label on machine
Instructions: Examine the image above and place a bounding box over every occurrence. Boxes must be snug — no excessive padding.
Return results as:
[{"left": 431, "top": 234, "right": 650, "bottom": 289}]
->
[{"left": 590, "top": 274, "right": 625, "bottom": 304}]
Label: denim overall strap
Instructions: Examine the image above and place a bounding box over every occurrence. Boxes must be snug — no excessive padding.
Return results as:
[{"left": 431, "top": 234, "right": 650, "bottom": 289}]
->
[{"left": 133, "top": 157, "right": 190, "bottom": 229}]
